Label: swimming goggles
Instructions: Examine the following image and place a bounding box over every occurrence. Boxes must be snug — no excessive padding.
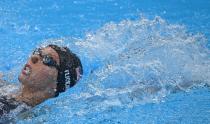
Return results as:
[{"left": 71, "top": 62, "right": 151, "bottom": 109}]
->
[{"left": 32, "top": 48, "right": 60, "bottom": 70}]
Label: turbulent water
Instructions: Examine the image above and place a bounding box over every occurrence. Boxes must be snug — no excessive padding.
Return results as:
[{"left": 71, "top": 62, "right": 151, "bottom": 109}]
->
[{"left": 5, "top": 17, "right": 208, "bottom": 123}]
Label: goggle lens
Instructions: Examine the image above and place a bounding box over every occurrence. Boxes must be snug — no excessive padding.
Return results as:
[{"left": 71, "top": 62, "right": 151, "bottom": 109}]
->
[{"left": 32, "top": 48, "right": 59, "bottom": 70}]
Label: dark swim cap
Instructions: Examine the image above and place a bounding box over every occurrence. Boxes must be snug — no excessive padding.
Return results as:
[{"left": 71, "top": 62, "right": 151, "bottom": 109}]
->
[{"left": 48, "top": 44, "right": 83, "bottom": 97}]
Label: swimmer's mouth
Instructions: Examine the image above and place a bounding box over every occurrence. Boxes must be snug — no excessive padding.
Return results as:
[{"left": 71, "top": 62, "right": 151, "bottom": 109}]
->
[{"left": 22, "top": 64, "right": 32, "bottom": 76}]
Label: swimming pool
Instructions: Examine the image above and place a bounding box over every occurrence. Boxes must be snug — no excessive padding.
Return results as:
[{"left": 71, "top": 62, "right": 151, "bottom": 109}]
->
[{"left": 0, "top": 0, "right": 210, "bottom": 123}]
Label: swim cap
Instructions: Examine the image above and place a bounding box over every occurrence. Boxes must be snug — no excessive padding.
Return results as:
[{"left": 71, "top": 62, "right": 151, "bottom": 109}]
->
[{"left": 48, "top": 44, "right": 83, "bottom": 97}]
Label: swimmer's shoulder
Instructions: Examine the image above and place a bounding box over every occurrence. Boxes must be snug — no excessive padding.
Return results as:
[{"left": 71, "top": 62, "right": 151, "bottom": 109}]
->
[
  {"left": 0, "top": 80, "right": 20, "bottom": 116},
  {"left": 0, "top": 90, "right": 30, "bottom": 122},
  {"left": 0, "top": 95, "right": 18, "bottom": 115}
]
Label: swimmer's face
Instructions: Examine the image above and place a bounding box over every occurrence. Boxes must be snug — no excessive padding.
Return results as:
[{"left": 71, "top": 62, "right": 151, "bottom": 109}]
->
[{"left": 18, "top": 47, "right": 60, "bottom": 92}]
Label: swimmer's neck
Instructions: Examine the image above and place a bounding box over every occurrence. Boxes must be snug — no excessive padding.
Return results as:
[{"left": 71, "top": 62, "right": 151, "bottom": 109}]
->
[{"left": 15, "top": 85, "right": 55, "bottom": 107}]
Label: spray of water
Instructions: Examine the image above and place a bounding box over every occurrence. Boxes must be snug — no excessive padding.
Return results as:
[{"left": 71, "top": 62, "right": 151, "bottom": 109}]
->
[{"left": 12, "top": 17, "right": 210, "bottom": 123}]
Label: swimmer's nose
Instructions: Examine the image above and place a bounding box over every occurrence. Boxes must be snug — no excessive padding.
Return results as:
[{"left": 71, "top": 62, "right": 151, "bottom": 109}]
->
[{"left": 31, "top": 55, "right": 39, "bottom": 64}]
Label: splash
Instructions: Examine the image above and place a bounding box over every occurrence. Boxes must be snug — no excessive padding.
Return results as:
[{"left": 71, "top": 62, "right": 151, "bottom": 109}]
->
[
  {"left": 77, "top": 16, "right": 210, "bottom": 96},
  {"left": 15, "top": 17, "right": 210, "bottom": 123}
]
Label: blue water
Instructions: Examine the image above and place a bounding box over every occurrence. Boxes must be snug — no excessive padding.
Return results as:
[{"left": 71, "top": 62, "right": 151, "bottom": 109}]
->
[{"left": 0, "top": 0, "right": 210, "bottom": 123}]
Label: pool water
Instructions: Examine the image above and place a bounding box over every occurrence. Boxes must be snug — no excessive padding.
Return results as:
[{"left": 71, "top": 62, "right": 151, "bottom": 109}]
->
[{"left": 0, "top": 0, "right": 210, "bottom": 124}]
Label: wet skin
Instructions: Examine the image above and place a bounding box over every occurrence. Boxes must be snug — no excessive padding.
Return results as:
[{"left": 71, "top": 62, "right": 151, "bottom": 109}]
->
[{"left": 17, "top": 47, "right": 60, "bottom": 106}]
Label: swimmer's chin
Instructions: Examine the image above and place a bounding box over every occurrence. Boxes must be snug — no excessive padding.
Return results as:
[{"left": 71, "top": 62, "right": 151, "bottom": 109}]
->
[{"left": 18, "top": 73, "right": 28, "bottom": 84}]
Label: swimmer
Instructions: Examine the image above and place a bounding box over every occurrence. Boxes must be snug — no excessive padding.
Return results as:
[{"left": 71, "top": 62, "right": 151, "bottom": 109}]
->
[{"left": 0, "top": 44, "right": 83, "bottom": 117}]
